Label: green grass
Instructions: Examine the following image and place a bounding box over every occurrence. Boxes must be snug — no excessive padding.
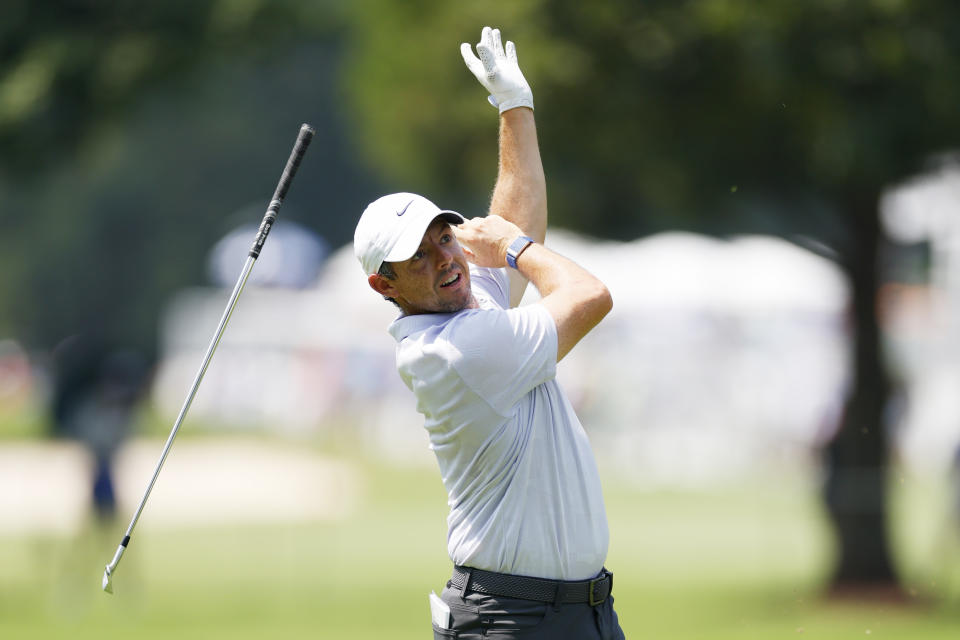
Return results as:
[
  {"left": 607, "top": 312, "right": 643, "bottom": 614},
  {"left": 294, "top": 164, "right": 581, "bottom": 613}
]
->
[{"left": 3, "top": 444, "right": 960, "bottom": 639}]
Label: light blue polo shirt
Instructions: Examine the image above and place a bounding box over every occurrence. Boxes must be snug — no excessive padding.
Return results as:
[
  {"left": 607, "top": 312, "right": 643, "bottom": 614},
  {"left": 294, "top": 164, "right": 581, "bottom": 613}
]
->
[{"left": 388, "top": 266, "right": 609, "bottom": 581}]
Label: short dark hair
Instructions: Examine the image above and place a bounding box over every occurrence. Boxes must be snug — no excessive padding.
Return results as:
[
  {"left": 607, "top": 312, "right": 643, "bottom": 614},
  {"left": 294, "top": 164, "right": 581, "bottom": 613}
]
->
[{"left": 378, "top": 261, "right": 397, "bottom": 279}]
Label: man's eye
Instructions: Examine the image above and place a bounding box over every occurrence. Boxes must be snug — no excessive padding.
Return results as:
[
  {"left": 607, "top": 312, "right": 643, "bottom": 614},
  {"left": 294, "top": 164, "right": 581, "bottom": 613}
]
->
[
  {"left": 440, "top": 234, "right": 452, "bottom": 243},
  {"left": 412, "top": 250, "right": 424, "bottom": 260}
]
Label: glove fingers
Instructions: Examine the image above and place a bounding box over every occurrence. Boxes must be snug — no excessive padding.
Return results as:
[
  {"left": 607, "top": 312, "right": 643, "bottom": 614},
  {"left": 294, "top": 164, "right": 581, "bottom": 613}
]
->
[
  {"left": 480, "top": 26, "right": 493, "bottom": 51},
  {"left": 460, "top": 42, "right": 484, "bottom": 76},
  {"left": 491, "top": 28, "right": 505, "bottom": 59},
  {"left": 506, "top": 40, "right": 518, "bottom": 64}
]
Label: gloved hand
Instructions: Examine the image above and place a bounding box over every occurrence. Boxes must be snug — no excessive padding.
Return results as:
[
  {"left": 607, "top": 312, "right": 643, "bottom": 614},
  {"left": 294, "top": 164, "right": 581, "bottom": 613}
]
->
[{"left": 460, "top": 26, "right": 534, "bottom": 113}]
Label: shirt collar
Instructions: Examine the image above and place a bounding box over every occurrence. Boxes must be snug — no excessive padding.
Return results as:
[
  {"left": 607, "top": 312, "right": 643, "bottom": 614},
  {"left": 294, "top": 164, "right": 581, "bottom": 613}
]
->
[{"left": 387, "top": 311, "right": 458, "bottom": 342}]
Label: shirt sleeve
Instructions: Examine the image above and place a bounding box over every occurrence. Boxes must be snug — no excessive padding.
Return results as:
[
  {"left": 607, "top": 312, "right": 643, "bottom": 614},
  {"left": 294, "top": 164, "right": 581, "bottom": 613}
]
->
[{"left": 446, "top": 304, "right": 558, "bottom": 416}]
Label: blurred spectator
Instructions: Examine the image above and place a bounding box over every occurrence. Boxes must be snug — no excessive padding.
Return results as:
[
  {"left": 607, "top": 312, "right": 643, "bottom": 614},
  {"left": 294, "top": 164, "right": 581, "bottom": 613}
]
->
[{"left": 51, "top": 333, "right": 148, "bottom": 521}]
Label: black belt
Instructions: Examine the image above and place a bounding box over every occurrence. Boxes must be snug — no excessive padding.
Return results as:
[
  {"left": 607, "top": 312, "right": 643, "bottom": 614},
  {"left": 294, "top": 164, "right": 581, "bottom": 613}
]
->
[{"left": 450, "top": 565, "right": 613, "bottom": 607}]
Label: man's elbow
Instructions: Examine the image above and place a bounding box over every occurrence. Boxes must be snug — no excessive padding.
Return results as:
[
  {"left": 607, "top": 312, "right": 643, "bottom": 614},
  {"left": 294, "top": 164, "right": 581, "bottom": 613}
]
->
[
  {"left": 548, "top": 278, "right": 613, "bottom": 362},
  {"left": 587, "top": 279, "right": 613, "bottom": 323},
  {"left": 600, "top": 284, "right": 613, "bottom": 318}
]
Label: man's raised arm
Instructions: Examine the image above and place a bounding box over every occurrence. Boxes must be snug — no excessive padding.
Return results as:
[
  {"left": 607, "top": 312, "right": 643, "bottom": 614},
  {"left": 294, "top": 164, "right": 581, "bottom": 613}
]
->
[
  {"left": 492, "top": 108, "right": 546, "bottom": 249},
  {"left": 461, "top": 27, "right": 546, "bottom": 307}
]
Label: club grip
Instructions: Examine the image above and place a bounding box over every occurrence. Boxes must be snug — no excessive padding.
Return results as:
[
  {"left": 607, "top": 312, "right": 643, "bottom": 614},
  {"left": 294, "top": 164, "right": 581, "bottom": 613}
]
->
[{"left": 249, "top": 123, "right": 316, "bottom": 259}]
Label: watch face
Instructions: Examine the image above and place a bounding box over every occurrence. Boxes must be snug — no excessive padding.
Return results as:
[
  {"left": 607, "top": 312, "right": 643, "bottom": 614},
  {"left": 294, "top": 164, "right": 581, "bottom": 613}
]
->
[{"left": 507, "top": 236, "right": 533, "bottom": 268}]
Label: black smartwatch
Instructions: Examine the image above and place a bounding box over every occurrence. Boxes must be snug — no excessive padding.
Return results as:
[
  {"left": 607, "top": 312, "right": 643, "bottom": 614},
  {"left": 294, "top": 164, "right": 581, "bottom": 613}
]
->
[{"left": 506, "top": 235, "right": 535, "bottom": 269}]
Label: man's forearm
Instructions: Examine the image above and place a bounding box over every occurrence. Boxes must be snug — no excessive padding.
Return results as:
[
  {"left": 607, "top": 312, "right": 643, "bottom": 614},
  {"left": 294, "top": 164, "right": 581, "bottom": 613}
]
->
[
  {"left": 489, "top": 108, "right": 546, "bottom": 244},
  {"left": 513, "top": 242, "right": 612, "bottom": 362}
]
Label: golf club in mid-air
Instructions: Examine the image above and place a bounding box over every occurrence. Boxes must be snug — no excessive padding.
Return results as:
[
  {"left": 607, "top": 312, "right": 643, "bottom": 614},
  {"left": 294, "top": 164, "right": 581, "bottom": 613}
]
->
[{"left": 102, "top": 123, "right": 316, "bottom": 594}]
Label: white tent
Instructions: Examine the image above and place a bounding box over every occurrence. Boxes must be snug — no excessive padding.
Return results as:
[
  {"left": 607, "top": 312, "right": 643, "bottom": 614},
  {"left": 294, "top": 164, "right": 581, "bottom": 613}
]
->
[{"left": 153, "top": 230, "right": 852, "bottom": 480}]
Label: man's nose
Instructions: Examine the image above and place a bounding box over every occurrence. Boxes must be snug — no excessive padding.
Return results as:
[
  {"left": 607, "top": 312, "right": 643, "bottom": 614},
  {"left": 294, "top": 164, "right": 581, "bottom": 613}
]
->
[{"left": 436, "top": 244, "right": 454, "bottom": 267}]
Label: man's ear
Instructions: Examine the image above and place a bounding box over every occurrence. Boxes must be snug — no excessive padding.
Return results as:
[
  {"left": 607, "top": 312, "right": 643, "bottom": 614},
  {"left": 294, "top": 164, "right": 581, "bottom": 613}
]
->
[{"left": 368, "top": 273, "right": 396, "bottom": 297}]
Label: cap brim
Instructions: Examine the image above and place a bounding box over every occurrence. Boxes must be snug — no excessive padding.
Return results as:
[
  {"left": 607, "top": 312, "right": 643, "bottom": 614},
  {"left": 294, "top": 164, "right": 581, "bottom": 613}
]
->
[{"left": 439, "top": 210, "right": 465, "bottom": 224}]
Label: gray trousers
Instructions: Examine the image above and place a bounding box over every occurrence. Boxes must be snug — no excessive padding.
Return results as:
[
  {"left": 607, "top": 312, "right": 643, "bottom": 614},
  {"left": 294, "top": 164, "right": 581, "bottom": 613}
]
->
[{"left": 433, "top": 583, "right": 625, "bottom": 639}]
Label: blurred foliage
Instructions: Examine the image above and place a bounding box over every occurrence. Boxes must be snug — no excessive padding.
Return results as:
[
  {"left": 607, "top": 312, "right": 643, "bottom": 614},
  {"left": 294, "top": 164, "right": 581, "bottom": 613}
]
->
[
  {"left": 343, "top": 0, "right": 960, "bottom": 243},
  {"left": 0, "top": 1, "right": 378, "bottom": 359},
  {"left": 0, "top": 0, "right": 329, "bottom": 174},
  {"left": 7, "top": 0, "right": 956, "bottom": 354}
]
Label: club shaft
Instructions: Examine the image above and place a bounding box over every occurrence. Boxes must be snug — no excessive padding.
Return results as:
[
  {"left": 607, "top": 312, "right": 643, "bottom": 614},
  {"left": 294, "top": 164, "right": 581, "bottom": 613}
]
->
[
  {"left": 121, "top": 256, "right": 256, "bottom": 541},
  {"left": 103, "top": 123, "right": 315, "bottom": 588}
]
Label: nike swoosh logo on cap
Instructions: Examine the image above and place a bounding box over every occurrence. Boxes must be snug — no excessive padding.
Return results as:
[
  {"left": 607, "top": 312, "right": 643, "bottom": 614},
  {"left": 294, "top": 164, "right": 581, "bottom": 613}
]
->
[{"left": 397, "top": 199, "right": 415, "bottom": 216}]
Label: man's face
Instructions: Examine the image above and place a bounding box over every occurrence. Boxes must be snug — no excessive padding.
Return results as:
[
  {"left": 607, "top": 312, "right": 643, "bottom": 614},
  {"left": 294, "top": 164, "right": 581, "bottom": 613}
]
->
[{"left": 370, "top": 218, "right": 475, "bottom": 315}]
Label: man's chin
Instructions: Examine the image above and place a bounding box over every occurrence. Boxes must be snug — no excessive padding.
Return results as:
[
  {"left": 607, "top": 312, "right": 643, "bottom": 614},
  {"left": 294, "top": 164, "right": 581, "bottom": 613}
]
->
[
  {"left": 434, "top": 287, "right": 475, "bottom": 313},
  {"left": 435, "top": 297, "right": 471, "bottom": 313}
]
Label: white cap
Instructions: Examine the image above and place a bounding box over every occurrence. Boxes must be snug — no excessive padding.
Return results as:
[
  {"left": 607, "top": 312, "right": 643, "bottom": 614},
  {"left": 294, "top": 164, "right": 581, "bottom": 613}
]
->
[{"left": 354, "top": 192, "right": 465, "bottom": 275}]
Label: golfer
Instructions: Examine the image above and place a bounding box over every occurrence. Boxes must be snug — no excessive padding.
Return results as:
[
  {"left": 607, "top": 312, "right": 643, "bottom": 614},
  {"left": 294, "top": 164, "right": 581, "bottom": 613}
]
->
[{"left": 354, "top": 27, "right": 625, "bottom": 640}]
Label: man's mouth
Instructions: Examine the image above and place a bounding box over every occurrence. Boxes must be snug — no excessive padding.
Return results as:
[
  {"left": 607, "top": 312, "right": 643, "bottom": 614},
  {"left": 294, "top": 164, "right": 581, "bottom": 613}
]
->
[{"left": 439, "top": 272, "right": 461, "bottom": 288}]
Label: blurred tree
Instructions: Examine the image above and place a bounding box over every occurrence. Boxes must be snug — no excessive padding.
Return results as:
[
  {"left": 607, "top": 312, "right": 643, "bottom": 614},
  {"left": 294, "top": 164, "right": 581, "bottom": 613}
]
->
[
  {"left": 0, "top": 0, "right": 324, "bottom": 174},
  {"left": 342, "top": 0, "right": 960, "bottom": 595},
  {"left": 0, "top": 1, "right": 376, "bottom": 363}
]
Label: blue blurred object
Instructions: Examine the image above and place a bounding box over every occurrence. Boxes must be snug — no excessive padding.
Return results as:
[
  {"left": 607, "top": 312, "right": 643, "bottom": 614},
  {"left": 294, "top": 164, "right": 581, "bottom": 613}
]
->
[{"left": 208, "top": 215, "right": 329, "bottom": 289}]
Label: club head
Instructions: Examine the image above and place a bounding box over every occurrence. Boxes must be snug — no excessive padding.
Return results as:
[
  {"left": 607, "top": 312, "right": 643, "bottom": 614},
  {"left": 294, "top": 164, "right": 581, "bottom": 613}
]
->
[{"left": 103, "top": 539, "right": 128, "bottom": 595}]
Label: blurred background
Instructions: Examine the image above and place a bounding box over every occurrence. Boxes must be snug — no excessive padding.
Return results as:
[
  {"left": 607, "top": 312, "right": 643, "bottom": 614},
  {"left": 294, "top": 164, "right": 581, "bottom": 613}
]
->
[{"left": 2, "top": 1, "right": 960, "bottom": 638}]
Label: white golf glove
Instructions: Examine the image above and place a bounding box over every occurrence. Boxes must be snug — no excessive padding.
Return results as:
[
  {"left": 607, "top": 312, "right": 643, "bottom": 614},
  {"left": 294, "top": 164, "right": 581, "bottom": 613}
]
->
[{"left": 460, "top": 26, "right": 534, "bottom": 113}]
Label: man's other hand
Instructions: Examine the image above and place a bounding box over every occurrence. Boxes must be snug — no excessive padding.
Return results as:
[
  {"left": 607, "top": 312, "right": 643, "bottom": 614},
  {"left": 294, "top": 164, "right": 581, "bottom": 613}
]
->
[{"left": 455, "top": 215, "right": 524, "bottom": 268}]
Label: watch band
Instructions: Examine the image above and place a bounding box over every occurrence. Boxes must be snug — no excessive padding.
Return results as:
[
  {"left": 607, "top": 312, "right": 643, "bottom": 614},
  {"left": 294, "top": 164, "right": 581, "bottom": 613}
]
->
[{"left": 506, "top": 235, "right": 535, "bottom": 269}]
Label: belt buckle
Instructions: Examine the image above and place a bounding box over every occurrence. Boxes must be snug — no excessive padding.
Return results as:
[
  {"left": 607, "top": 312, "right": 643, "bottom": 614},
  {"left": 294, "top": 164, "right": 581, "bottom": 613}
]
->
[{"left": 588, "top": 570, "right": 611, "bottom": 607}]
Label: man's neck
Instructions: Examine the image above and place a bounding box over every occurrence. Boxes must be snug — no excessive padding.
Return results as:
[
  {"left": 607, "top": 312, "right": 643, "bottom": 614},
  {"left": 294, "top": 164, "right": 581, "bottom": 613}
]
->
[{"left": 399, "top": 295, "right": 479, "bottom": 317}]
